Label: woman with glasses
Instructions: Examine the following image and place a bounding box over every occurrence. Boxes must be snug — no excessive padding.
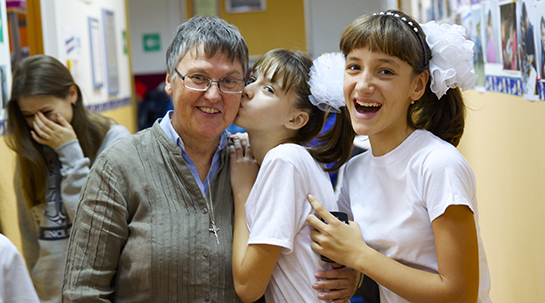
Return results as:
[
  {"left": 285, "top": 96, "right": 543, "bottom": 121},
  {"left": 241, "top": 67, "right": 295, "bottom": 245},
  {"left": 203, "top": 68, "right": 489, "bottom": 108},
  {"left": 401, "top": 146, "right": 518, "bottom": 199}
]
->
[{"left": 62, "top": 16, "right": 357, "bottom": 302}]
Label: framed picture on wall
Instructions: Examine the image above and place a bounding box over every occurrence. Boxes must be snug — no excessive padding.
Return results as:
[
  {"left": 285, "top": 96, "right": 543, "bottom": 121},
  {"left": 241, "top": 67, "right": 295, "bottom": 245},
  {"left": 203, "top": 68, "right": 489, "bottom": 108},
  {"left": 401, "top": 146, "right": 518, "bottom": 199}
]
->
[
  {"left": 88, "top": 17, "right": 104, "bottom": 89},
  {"left": 0, "top": 65, "right": 6, "bottom": 109},
  {"left": 102, "top": 9, "right": 119, "bottom": 95},
  {"left": 193, "top": 0, "right": 219, "bottom": 17},
  {"left": 226, "top": 0, "right": 266, "bottom": 13}
]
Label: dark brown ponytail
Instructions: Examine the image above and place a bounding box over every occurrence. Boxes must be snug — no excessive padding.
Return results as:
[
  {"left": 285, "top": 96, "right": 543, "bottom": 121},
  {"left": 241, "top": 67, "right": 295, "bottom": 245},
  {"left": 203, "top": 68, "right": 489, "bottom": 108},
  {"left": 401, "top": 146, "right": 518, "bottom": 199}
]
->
[{"left": 309, "top": 107, "right": 355, "bottom": 172}]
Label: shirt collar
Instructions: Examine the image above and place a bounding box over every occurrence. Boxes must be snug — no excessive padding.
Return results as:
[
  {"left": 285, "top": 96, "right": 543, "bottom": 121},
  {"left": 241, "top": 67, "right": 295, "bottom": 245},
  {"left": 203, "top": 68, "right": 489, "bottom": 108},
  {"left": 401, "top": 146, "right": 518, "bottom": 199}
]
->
[{"left": 159, "top": 110, "right": 230, "bottom": 152}]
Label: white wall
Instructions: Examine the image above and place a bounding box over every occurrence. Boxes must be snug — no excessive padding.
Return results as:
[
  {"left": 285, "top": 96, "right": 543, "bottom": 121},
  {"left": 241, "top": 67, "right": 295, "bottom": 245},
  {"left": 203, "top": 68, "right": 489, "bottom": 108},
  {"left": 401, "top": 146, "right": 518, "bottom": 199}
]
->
[
  {"left": 40, "top": 0, "right": 132, "bottom": 107},
  {"left": 304, "top": 0, "right": 394, "bottom": 58},
  {"left": 127, "top": 0, "right": 186, "bottom": 75},
  {"left": 127, "top": 0, "right": 397, "bottom": 74}
]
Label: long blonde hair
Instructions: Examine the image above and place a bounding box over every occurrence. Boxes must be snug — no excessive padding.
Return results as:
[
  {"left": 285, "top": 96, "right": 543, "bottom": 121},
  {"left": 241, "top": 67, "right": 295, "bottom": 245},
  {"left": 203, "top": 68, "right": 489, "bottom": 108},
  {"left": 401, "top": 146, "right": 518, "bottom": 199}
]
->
[{"left": 5, "top": 55, "right": 114, "bottom": 207}]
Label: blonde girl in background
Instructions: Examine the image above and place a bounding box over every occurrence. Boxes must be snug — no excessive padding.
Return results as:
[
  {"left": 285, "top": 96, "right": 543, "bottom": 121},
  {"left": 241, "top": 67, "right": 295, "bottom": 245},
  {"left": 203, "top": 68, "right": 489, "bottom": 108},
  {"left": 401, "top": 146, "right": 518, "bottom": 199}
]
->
[
  {"left": 4, "top": 55, "right": 129, "bottom": 302},
  {"left": 229, "top": 49, "right": 356, "bottom": 302},
  {"left": 306, "top": 10, "right": 492, "bottom": 303}
]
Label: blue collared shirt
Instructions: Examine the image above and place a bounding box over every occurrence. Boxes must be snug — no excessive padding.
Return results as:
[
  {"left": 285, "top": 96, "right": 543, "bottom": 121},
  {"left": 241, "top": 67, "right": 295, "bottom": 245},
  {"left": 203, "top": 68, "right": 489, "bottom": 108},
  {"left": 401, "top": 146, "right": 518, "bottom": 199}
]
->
[{"left": 159, "top": 111, "right": 229, "bottom": 197}]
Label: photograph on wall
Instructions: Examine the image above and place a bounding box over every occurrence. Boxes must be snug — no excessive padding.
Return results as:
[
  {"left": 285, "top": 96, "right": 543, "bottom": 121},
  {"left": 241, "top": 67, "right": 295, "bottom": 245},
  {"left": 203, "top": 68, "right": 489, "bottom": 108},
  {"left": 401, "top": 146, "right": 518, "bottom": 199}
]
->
[
  {"left": 103, "top": 9, "right": 119, "bottom": 95},
  {"left": 482, "top": 1, "right": 501, "bottom": 64},
  {"left": 226, "top": 0, "right": 266, "bottom": 13},
  {"left": 193, "top": 0, "right": 219, "bottom": 17},
  {"left": 472, "top": 6, "right": 485, "bottom": 88},
  {"left": 537, "top": 1, "right": 545, "bottom": 80},
  {"left": 89, "top": 17, "right": 104, "bottom": 89},
  {"left": 500, "top": 1, "right": 518, "bottom": 71},
  {"left": 0, "top": 65, "right": 6, "bottom": 109},
  {"left": 0, "top": 6, "right": 3, "bottom": 43},
  {"left": 517, "top": 0, "right": 538, "bottom": 98}
]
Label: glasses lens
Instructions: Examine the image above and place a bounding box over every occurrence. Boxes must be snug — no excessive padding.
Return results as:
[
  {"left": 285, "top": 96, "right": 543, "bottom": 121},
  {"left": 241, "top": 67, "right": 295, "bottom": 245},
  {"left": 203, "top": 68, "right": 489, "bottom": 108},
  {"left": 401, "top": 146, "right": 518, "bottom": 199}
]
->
[
  {"left": 220, "top": 78, "right": 245, "bottom": 93},
  {"left": 185, "top": 75, "right": 210, "bottom": 90}
]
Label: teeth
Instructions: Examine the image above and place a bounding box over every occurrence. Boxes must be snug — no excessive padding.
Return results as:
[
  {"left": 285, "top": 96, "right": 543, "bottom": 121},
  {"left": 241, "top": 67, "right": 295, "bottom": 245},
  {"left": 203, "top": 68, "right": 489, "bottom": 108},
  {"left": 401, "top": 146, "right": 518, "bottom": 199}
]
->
[
  {"left": 356, "top": 101, "right": 381, "bottom": 107},
  {"left": 200, "top": 107, "right": 219, "bottom": 114}
]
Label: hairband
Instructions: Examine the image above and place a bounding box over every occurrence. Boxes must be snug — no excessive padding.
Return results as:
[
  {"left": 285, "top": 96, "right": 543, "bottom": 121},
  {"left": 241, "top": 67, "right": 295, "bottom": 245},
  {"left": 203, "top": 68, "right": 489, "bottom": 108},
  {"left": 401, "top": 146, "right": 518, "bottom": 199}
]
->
[
  {"left": 373, "top": 12, "right": 429, "bottom": 67},
  {"left": 308, "top": 53, "right": 346, "bottom": 113},
  {"left": 374, "top": 12, "right": 477, "bottom": 98}
]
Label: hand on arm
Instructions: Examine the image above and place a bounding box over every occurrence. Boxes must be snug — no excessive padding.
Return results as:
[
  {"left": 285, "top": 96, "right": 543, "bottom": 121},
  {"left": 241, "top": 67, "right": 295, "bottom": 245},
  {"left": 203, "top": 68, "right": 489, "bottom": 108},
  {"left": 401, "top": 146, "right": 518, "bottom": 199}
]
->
[
  {"left": 229, "top": 136, "right": 259, "bottom": 203},
  {"left": 307, "top": 195, "right": 479, "bottom": 303},
  {"left": 230, "top": 136, "right": 281, "bottom": 303},
  {"left": 313, "top": 263, "right": 361, "bottom": 303},
  {"left": 32, "top": 112, "right": 77, "bottom": 149}
]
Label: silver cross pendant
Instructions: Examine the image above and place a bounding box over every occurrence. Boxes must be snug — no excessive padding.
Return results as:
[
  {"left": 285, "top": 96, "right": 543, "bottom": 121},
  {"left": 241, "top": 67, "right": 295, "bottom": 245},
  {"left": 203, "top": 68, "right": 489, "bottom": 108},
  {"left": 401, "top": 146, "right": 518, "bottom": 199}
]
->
[{"left": 209, "top": 221, "right": 220, "bottom": 245}]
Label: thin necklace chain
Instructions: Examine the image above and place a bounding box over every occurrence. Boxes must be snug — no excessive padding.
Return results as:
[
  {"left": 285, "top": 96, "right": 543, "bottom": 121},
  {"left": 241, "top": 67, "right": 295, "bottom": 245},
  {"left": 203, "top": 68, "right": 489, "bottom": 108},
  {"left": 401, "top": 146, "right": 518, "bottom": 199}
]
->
[{"left": 206, "top": 170, "right": 220, "bottom": 245}]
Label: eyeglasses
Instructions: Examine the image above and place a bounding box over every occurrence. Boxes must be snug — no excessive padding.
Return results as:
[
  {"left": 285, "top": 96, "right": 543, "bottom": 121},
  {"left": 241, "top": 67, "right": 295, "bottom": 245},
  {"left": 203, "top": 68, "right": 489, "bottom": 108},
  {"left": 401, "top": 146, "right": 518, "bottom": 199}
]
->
[{"left": 175, "top": 68, "right": 245, "bottom": 94}]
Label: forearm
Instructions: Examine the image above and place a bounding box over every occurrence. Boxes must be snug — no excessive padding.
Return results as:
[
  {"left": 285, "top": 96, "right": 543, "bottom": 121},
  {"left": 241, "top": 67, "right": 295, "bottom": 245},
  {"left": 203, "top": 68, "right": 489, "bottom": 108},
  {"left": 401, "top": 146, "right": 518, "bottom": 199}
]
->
[
  {"left": 355, "top": 248, "right": 466, "bottom": 303},
  {"left": 353, "top": 229, "right": 478, "bottom": 303},
  {"left": 232, "top": 195, "right": 274, "bottom": 303},
  {"left": 57, "top": 140, "right": 90, "bottom": 220}
]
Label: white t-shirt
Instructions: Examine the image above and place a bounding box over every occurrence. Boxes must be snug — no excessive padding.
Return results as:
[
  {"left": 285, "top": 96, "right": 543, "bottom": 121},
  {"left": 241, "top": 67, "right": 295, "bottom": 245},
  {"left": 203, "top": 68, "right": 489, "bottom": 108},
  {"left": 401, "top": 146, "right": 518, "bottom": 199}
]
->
[
  {"left": 337, "top": 130, "right": 492, "bottom": 303},
  {"left": 0, "top": 234, "right": 40, "bottom": 303},
  {"left": 245, "top": 144, "right": 337, "bottom": 302}
]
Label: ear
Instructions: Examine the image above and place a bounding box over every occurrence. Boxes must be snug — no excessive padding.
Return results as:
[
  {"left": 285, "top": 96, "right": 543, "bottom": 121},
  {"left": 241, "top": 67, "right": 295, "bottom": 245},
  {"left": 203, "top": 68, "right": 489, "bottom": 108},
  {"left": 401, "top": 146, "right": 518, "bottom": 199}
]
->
[
  {"left": 165, "top": 73, "right": 172, "bottom": 96},
  {"left": 284, "top": 111, "right": 309, "bottom": 130},
  {"left": 68, "top": 85, "right": 78, "bottom": 104},
  {"left": 410, "top": 71, "right": 429, "bottom": 101}
]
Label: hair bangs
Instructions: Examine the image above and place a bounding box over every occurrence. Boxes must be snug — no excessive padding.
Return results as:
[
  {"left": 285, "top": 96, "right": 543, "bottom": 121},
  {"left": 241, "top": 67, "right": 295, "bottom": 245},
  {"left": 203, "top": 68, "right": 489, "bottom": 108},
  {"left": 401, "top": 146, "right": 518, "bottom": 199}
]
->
[
  {"left": 341, "top": 14, "right": 425, "bottom": 73},
  {"left": 253, "top": 50, "right": 305, "bottom": 94}
]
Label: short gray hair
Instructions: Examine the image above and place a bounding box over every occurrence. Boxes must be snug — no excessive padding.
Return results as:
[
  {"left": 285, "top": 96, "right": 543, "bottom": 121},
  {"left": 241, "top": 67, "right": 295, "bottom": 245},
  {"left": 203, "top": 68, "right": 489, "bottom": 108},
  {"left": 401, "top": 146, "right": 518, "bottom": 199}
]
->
[{"left": 166, "top": 16, "right": 249, "bottom": 80}]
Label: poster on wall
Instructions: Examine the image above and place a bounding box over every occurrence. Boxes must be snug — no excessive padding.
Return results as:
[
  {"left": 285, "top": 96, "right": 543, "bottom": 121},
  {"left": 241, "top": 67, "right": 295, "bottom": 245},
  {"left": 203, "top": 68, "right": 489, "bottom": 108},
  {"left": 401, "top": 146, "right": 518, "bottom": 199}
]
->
[
  {"left": 193, "top": 0, "right": 219, "bottom": 17},
  {"left": 103, "top": 9, "right": 119, "bottom": 95},
  {"left": 516, "top": 0, "right": 538, "bottom": 100},
  {"left": 482, "top": 1, "right": 501, "bottom": 65},
  {"left": 0, "top": 65, "right": 6, "bottom": 108},
  {"left": 418, "top": 0, "right": 544, "bottom": 101},
  {"left": 537, "top": 1, "right": 545, "bottom": 101},
  {"left": 471, "top": 5, "right": 486, "bottom": 89},
  {"left": 0, "top": 6, "right": 3, "bottom": 43},
  {"left": 226, "top": 0, "right": 266, "bottom": 13},
  {"left": 89, "top": 17, "right": 104, "bottom": 89},
  {"left": 63, "top": 25, "right": 83, "bottom": 85}
]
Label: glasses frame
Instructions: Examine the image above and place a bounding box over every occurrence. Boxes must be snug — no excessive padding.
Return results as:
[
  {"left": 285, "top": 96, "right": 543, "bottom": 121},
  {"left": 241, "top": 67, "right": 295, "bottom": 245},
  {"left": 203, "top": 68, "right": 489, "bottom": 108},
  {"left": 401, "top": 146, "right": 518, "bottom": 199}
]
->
[{"left": 174, "top": 68, "right": 245, "bottom": 94}]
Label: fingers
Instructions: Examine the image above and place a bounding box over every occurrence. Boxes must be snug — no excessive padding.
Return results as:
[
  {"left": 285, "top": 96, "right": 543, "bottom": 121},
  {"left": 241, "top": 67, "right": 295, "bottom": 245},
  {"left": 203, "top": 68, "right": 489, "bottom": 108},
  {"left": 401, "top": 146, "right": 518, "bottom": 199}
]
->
[
  {"left": 313, "top": 266, "right": 357, "bottom": 302},
  {"left": 56, "top": 112, "right": 71, "bottom": 128},
  {"left": 230, "top": 135, "right": 253, "bottom": 160},
  {"left": 31, "top": 112, "right": 77, "bottom": 149},
  {"left": 33, "top": 113, "right": 53, "bottom": 140},
  {"left": 30, "top": 130, "right": 47, "bottom": 145},
  {"left": 316, "top": 289, "right": 354, "bottom": 303},
  {"left": 232, "top": 137, "right": 244, "bottom": 159},
  {"left": 243, "top": 141, "right": 253, "bottom": 160},
  {"left": 306, "top": 194, "right": 337, "bottom": 230}
]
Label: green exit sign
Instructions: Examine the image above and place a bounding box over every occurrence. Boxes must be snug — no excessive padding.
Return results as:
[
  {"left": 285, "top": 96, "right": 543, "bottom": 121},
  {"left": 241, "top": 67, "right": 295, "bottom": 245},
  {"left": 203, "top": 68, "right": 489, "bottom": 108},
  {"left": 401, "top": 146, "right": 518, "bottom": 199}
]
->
[{"left": 143, "top": 33, "right": 161, "bottom": 52}]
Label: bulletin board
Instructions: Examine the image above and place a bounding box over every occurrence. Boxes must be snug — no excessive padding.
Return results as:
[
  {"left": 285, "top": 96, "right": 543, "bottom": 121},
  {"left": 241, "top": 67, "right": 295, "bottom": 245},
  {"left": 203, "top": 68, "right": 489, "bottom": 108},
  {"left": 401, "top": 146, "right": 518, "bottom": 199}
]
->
[{"left": 412, "top": 0, "right": 545, "bottom": 102}]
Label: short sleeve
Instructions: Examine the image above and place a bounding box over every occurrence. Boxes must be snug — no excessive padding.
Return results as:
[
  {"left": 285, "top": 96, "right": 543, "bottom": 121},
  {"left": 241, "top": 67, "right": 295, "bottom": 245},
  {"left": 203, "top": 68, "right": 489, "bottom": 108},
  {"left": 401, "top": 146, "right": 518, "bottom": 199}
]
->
[
  {"left": 422, "top": 148, "right": 477, "bottom": 222},
  {"left": 246, "top": 149, "right": 308, "bottom": 254}
]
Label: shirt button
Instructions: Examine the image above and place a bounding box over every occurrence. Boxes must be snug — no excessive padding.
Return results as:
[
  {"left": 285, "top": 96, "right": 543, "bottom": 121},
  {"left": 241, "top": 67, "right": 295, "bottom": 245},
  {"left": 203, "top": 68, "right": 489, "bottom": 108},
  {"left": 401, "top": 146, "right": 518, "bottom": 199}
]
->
[
  {"left": 202, "top": 208, "right": 208, "bottom": 214},
  {"left": 203, "top": 250, "right": 210, "bottom": 258},
  {"left": 204, "top": 294, "right": 211, "bottom": 302}
]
